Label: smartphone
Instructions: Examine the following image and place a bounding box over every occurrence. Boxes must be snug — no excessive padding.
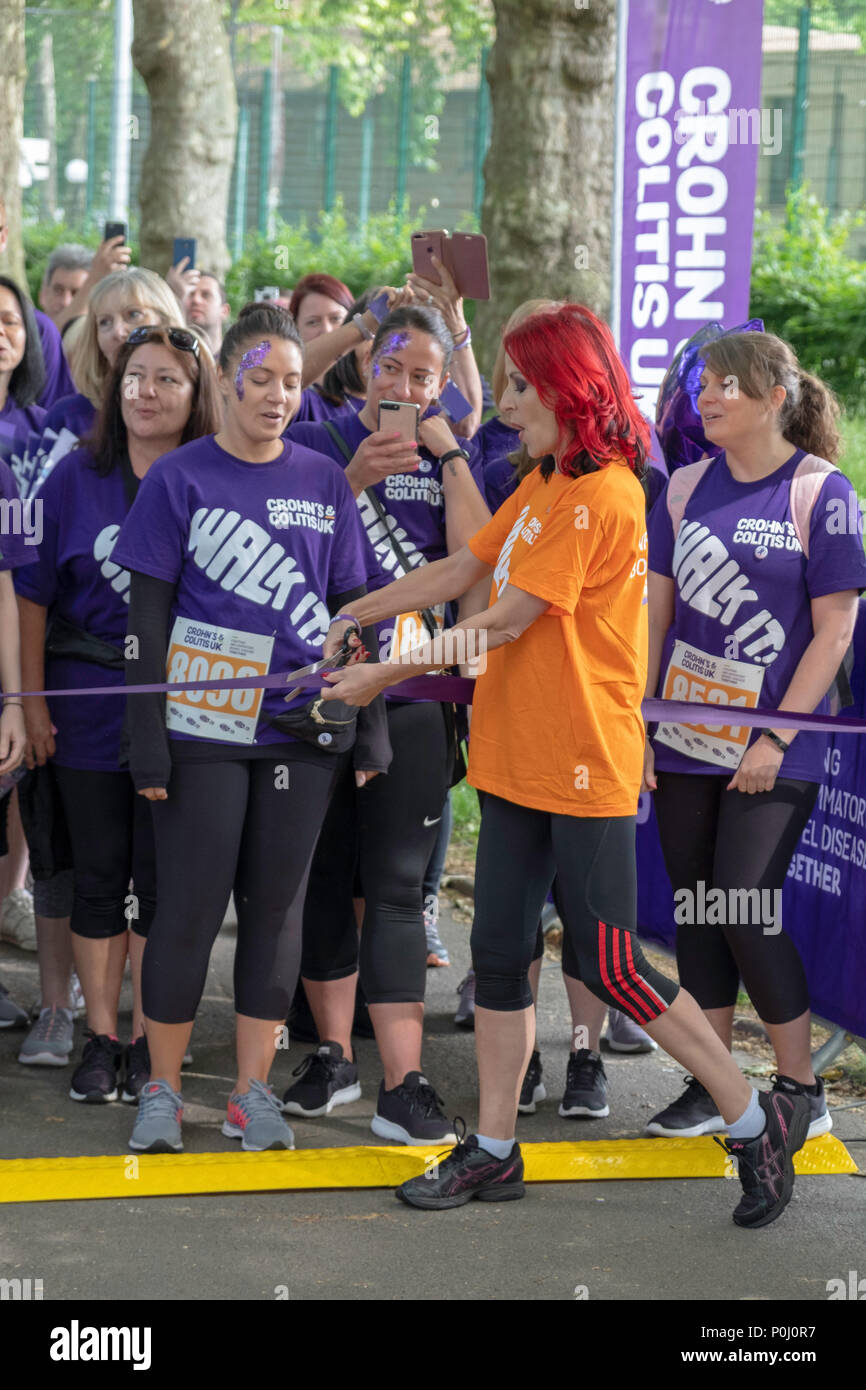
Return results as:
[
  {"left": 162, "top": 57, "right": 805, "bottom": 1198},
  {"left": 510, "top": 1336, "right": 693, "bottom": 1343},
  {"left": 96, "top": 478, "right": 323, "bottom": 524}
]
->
[
  {"left": 254, "top": 286, "right": 281, "bottom": 302},
  {"left": 378, "top": 399, "right": 419, "bottom": 444},
  {"left": 448, "top": 232, "right": 490, "bottom": 300},
  {"left": 368, "top": 289, "right": 391, "bottom": 323},
  {"left": 104, "top": 220, "right": 127, "bottom": 244},
  {"left": 439, "top": 379, "right": 474, "bottom": 423},
  {"left": 172, "top": 237, "right": 196, "bottom": 270},
  {"left": 411, "top": 229, "right": 447, "bottom": 286}
]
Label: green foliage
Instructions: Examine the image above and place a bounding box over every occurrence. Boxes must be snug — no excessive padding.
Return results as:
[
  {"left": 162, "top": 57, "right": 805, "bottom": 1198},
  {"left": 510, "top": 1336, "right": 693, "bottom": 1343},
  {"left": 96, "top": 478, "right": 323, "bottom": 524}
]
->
[
  {"left": 763, "top": 0, "right": 865, "bottom": 45},
  {"left": 225, "top": 196, "right": 422, "bottom": 308},
  {"left": 750, "top": 186, "right": 866, "bottom": 411}
]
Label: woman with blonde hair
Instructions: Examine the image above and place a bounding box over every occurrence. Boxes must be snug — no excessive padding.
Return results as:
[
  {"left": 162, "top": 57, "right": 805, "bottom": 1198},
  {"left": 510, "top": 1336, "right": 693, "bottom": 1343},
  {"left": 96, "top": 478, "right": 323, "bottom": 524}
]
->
[{"left": 37, "top": 269, "right": 187, "bottom": 477}]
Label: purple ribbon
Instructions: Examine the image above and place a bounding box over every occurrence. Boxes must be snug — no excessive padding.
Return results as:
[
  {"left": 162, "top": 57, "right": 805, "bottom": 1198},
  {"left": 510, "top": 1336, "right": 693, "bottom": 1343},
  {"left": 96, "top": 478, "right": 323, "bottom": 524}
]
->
[{"left": 6, "top": 674, "right": 866, "bottom": 734}]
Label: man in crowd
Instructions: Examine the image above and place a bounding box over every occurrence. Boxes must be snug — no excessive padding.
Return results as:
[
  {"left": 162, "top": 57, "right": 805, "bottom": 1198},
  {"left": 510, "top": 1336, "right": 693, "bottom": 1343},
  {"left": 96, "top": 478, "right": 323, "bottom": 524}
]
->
[{"left": 38, "top": 245, "right": 93, "bottom": 328}]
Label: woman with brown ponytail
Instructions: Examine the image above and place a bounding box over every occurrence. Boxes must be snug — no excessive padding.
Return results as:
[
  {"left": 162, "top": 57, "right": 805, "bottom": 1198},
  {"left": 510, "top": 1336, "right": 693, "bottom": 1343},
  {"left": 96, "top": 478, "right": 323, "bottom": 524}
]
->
[{"left": 643, "top": 331, "right": 866, "bottom": 1142}]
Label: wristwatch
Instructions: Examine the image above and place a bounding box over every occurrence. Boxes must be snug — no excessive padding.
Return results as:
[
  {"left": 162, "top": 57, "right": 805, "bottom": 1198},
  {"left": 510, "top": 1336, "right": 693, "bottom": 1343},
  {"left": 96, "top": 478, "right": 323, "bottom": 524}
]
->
[{"left": 440, "top": 447, "right": 470, "bottom": 466}]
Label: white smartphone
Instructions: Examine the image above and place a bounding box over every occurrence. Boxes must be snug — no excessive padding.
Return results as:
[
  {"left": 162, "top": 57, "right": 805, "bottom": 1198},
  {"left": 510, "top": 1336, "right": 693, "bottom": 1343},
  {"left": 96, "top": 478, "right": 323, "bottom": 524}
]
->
[{"left": 378, "top": 399, "right": 420, "bottom": 443}]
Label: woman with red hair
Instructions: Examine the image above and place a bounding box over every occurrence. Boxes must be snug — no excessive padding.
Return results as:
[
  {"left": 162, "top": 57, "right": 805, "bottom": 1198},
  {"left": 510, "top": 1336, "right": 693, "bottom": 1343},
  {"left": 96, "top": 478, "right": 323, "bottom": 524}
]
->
[{"left": 319, "top": 303, "right": 810, "bottom": 1229}]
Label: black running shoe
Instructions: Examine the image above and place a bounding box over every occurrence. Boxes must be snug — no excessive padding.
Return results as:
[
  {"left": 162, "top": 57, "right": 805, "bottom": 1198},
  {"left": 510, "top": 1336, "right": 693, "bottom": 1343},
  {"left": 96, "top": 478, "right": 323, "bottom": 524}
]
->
[
  {"left": 559, "top": 1048, "right": 609, "bottom": 1118},
  {"left": 518, "top": 1049, "right": 546, "bottom": 1115},
  {"left": 371, "top": 1070, "right": 456, "bottom": 1146},
  {"left": 281, "top": 1041, "right": 361, "bottom": 1117},
  {"left": 397, "top": 1126, "right": 525, "bottom": 1210},
  {"left": 69, "top": 1031, "right": 122, "bottom": 1103},
  {"left": 121, "top": 1035, "right": 151, "bottom": 1104},
  {"left": 644, "top": 1074, "right": 725, "bottom": 1136},
  {"left": 771, "top": 1072, "right": 832, "bottom": 1140},
  {"left": 715, "top": 1089, "right": 810, "bottom": 1229}
]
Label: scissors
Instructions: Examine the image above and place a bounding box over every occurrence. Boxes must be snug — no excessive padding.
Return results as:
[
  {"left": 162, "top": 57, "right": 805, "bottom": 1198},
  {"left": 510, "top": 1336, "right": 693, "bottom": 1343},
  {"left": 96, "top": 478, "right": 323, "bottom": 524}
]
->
[{"left": 281, "top": 631, "right": 359, "bottom": 703}]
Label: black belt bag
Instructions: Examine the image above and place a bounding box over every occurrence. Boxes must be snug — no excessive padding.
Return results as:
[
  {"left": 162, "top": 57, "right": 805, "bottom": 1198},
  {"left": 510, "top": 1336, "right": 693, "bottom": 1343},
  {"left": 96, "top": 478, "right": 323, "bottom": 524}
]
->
[
  {"left": 45, "top": 614, "right": 124, "bottom": 671},
  {"left": 268, "top": 696, "right": 358, "bottom": 754}
]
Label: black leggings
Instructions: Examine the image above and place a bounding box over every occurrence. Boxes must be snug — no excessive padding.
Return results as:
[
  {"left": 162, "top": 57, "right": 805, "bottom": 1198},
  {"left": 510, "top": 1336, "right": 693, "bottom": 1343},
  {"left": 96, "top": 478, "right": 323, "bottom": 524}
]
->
[
  {"left": 145, "top": 756, "right": 335, "bottom": 1023},
  {"left": 53, "top": 766, "right": 156, "bottom": 941},
  {"left": 301, "top": 701, "right": 451, "bottom": 1004},
  {"left": 653, "top": 772, "right": 817, "bottom": 1024},
  {"left": 471, "top": 794, "right": 679, "bottom": 1018}
]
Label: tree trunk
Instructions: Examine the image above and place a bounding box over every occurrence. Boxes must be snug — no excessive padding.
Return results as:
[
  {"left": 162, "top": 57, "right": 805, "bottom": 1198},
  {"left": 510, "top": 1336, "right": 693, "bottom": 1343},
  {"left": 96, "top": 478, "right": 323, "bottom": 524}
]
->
[
  {"left": 132, "top": 0, "right": 237, "bottom": 279},
  {"left": 0, "top": 0, "right": 27, "bottom": 286},
  {"left": 474, "top": 0, "right": 618, "bottom": 370},
  {"left": 37, "top": 32, "right": 58, "bottom": 224}
]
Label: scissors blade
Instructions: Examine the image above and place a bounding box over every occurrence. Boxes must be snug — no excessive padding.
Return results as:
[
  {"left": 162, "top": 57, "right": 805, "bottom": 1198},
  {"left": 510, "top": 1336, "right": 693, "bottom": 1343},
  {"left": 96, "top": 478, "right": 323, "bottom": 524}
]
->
[{"left": 282, "top": 642, "right": 354, "bottom": 703}]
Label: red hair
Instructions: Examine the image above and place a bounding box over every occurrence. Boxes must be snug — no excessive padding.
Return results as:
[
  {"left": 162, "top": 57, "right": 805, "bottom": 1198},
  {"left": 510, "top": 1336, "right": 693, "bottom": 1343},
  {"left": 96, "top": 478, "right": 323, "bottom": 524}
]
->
[
  {"left": 503, "top": 304, "right": 649, "bottom": 477},
  {"left": 289, "top": 273, "right": 354, "bottom": 321}
]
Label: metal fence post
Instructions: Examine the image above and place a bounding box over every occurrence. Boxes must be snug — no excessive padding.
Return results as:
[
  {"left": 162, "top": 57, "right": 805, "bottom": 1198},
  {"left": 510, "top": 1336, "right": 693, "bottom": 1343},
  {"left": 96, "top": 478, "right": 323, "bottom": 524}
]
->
[
  {"left": 473, "top": 47, "right": 490, "bottom": 224},
  {"left": 85, "top": 76, "right": 97, "bottom": 226},
  {"left": 233, "top": 105, "right": 249, "bottom": 261},
  {"left": 359, "top": 113, "right": 374, "bottom": 229},
  {"left": 396, "top": 54, "right": 411, "bottom": 210},
  {"left": 791, "top": 2, "right": 812, "bottom": 189},
  {"left": 324, "top": 65, "right": 338, "bottom": 212},
  {"left": 258, "top": 68, "right": 273, "bottom": 236}
]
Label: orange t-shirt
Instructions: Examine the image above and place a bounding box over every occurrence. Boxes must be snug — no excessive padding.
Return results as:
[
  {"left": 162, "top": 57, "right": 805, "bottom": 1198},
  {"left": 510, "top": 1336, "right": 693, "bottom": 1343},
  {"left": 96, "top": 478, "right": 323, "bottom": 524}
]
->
[{"left": 466, "top": 460, "right": 648, "bottom": 817}]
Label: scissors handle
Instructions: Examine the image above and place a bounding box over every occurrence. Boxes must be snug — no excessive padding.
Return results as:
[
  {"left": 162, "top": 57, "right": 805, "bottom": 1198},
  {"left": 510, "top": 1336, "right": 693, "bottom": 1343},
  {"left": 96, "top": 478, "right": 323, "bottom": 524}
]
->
[{"left": 282, "top": 631, "right": 359, "bottom": 703}]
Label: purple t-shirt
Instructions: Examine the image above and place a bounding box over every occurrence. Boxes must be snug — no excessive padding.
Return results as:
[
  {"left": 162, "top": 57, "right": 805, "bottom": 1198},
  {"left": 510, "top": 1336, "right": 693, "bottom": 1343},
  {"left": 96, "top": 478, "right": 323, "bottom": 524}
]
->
[
  {"left": 0, "top": 457, "right": 37, "bottom": 572},
  {"left": 43, "top": 391, "right": 97, "bottom": 442},
  {"left": 112, "top": 434, "right": 369, "bottom": 749},
  {"left": 647, "top": 449, "right": 866, "bottom": 782},
  {"left": 292, "top": 387, "right": 363, "bottom": 426},
  {"left": 288, "top": 410, "right": 485, "bottom": 582},
  {"left": 35, "top": 310, "right": 76, "bottom": 410},
  {"left": 13, "top": 447, "right": 135, "bottom": 770},
  {"left": 0, "top": 399, "right": 46, "bottom": 467}
]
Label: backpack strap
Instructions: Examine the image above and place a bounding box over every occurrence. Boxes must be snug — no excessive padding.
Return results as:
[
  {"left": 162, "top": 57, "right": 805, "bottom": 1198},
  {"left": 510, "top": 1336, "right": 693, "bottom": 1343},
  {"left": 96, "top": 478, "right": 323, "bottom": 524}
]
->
[
  {"left": 789, "top": 453, "right": 838, "bottom": 560},
  {"left": 665, "top": 456, "right": 714, "bottom": 536}
]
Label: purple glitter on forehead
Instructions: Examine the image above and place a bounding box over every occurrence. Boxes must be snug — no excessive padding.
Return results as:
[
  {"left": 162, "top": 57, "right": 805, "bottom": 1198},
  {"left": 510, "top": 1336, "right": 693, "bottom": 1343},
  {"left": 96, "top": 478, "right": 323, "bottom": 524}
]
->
[
  {"left": 376, "top": 331, "right": 411, "bottom": 360},
  {"left": 371, "top": 362, "right": 382, "bottom": 378},
  {"left": 234, "top": 340, "right": 271, "bottom": 399}
]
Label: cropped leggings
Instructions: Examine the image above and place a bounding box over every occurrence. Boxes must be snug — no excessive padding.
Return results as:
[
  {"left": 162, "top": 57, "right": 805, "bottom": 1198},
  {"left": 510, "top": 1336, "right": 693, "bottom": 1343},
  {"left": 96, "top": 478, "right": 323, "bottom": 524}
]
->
[
  {"left": 144, "top": 756, "right": 335, "bottom": 1024},
  {"left": 471, "top": 794, "right": 679, "bottom": 1019},
  {"left": 301, "top": 701, "right": 451, "bottom": 1004},
  {"left": 653, "top": 772, "right": 818, "bottom": 1025},
  {"left": 53, "top": 766, "right": 156, "bottom": 941}
]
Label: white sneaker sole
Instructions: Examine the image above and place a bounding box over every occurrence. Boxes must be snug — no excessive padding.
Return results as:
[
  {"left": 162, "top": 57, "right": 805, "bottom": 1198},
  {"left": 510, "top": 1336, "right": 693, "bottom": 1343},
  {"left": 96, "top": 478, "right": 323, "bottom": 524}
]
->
[
  {"left": 18, "top": 1050, "right": 70, "bottom": 1067},
  {"left": 69, "top": 1087, "right": 119, "bottom": 1103},
  {"left": 605, "top": 1037, "right": 658, "bottom": 1053},
  {"left": 644, "top": 1115, "right": 726, "bottom": 1137},
  {"left": 559, "top": 1102, "right": 610, "bottom": 1118},
  {"left": 806, "top": 1111, "right": 833, "bottom": 1140},
  {"left": 128, "top": 1134, "right": 183, "bottom": 1153},
  {"left": 282, "top": 1081, "right": 361, "bottom": 1117},
  {"left": 518, "top": 1083, "right": 547, "bottom": 1115},
  {"left": 370, "top": 1114, "right": 457, "bottom": 1147}
]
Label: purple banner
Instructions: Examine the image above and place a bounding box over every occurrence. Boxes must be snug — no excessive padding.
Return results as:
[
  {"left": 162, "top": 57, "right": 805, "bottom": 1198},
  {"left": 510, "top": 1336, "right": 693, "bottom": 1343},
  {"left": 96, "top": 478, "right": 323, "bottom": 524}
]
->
[{"left": 614, "top": 0, "right": 765, "bottom": 421}]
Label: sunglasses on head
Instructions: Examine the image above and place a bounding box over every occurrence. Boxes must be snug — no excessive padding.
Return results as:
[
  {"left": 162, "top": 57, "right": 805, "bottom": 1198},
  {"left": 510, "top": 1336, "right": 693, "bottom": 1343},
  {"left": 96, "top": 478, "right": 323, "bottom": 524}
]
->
[{"left": 126, "top": 325, "right": 200, "bottom": 357}]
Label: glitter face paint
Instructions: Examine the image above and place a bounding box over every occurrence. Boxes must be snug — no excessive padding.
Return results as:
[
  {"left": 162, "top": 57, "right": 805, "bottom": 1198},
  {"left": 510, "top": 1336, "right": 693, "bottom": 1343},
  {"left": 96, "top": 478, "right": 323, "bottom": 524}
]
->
[{"left": 234, "top": 340, "right": 271, "bottom": 399}]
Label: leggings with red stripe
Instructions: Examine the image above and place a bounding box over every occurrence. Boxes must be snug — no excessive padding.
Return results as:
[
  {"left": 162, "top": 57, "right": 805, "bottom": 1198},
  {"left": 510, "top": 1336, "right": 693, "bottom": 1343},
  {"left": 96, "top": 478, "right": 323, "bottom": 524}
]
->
[{"left": 471, "top": 794, "right": 678, "bottom": 1021}]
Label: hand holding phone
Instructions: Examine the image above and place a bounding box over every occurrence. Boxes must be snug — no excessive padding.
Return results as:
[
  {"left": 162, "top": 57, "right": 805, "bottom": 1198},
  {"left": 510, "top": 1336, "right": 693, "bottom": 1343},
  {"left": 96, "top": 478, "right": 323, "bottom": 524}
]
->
[
  {"left": 345, "top": 422, "right": 421, "bottom": 495},
  {"left": 377, "top": 399, "right": 420, "bottom": 444},
  {"left": 104, "top": 220, "right": 127, "bottom": 245},
  {"left": 172, "top": 237, "right": 197, "bottom": 271}
]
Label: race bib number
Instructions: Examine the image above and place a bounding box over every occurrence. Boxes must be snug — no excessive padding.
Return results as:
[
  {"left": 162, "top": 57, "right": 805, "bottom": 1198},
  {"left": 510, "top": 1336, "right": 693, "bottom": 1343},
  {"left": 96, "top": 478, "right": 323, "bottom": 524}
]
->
[
  {"left": 389, "top": 606, "right": 445, "bottom": 666},
  {"left": 165, "top": 617, "right": 274, "bottom": 746},
  {"left": 654, "top": 639, "right": 765, "bottom": 770}
]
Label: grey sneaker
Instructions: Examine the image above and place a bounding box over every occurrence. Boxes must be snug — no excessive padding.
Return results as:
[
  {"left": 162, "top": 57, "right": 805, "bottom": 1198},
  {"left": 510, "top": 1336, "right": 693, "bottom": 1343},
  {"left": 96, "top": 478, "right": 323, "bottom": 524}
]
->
[
  {"left": 18, "top": 1006, "right": 74, "bottom": 1065},
  {"left": 604, "top": 1008, "right": 658, "bottom": 1053},
  {"left": 0, "top": 981, "right": 29, "bottom": 1029},
  {"left": 424, "top": 895, "right": 450, "bottom": 966},
  {"left": 129, "top": 1079, "right": 184, "bottom": 1153},
  {"left": 454, "top": 969, "right": 476, "bottom": 1029},
  {"left": 0, "top": 888, "right": 36, "bottom": 951},
  {"left": 223, "top": 1079, "right": 295, "bottom": 1151}
]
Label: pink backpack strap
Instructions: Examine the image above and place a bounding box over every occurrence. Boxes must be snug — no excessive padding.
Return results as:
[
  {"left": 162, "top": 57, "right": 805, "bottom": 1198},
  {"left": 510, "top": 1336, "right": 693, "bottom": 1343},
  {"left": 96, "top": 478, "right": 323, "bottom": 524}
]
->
[
  {"left": 666, "top": 456, "right": 714, "bottom": 536},
  {"left": 789, "top": 453, "right": 838, "bottom": 560}
]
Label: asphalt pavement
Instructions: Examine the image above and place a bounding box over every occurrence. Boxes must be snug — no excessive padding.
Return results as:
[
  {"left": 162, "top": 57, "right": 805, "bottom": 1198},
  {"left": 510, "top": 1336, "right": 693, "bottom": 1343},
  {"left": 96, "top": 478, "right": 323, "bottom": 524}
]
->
[{"left": 1, "top": 904, "right": 864, "bottom": 1304}]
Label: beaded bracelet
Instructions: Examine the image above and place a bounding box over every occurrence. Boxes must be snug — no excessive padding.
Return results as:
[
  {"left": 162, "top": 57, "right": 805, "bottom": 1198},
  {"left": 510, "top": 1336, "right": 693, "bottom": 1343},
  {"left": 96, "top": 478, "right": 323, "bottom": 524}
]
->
[
  {"left": 329, "top": 613, "right": 363, "bottom": 635},
  {"left": 451, "top": 325, "right": 472, "bottom": 351}
]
